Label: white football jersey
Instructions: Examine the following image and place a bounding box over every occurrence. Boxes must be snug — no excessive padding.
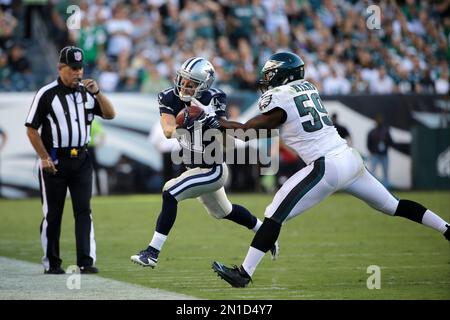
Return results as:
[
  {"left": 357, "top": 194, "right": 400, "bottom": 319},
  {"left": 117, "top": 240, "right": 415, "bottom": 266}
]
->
[{"left": 258, "top": 79, "right": 347, "bottom": 164}]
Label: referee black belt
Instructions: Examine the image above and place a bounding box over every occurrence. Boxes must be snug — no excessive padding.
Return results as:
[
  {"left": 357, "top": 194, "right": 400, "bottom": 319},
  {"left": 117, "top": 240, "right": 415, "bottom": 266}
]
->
[{"left": 54, "top": 146, "right": 87, "bottom": 158}]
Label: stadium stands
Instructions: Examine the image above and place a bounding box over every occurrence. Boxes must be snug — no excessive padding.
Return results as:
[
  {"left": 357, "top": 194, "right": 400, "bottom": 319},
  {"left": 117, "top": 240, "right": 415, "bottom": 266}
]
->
[{"left": 0, "top": 0, "right": 448, "bottom": 94}]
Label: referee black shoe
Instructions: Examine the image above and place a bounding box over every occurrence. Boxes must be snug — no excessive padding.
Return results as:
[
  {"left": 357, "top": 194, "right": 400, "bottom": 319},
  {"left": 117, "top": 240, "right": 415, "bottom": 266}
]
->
[
  {"left": 444, "top": 224, "right": 450, "bottom": 242},
  {"left": 44, "top": 267, "right": 65, "bottom": 275},
  {"left": 212, "top": 261, "right": 252, "bottom": 288},
  {"left": 79, "top": 266, "right": 99, "bottom": 274}
]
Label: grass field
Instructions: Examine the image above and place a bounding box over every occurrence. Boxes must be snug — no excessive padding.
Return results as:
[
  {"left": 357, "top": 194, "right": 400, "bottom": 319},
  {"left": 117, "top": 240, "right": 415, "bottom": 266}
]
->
[{"left": 0, "top": 192, "right": 449, "bottom": 300}]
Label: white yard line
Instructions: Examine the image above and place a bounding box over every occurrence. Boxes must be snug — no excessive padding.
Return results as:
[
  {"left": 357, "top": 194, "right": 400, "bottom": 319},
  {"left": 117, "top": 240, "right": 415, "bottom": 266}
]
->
[{"left": 0, "top": 257, "right": 197, "bottom": 300}]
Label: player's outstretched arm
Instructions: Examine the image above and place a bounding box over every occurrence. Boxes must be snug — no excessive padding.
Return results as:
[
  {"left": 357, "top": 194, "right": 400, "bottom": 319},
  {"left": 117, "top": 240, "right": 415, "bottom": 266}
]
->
[{"left": 219, "top": 108, "right": 286, "bottom": 131}]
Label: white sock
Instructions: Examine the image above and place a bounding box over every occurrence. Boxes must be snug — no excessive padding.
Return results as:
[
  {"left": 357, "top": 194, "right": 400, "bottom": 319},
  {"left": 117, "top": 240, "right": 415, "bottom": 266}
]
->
[
  {"left": 252, "top": 219, "right": 263, "bottom": 233},
  {"left": 422, "top": 210, "right": 449, "bottom": 234},
  {"left": 149, "top": 231, "right": 167, "bottom": 251},
  {"left": 242, "top": 246, "right": 265, "bottom": 277}
]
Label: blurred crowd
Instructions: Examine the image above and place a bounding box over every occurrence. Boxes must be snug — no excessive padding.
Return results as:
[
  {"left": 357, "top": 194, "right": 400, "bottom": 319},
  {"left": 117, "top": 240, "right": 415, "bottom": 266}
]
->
[
  {"left": 0, "top": 1, "right": 33, "bottom": 91},
  {"left": 0, "top": 0, "right": 449, "bottom": 94}
]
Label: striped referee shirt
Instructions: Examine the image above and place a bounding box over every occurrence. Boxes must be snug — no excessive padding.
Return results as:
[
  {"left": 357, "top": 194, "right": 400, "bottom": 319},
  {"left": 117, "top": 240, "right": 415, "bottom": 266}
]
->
[{"left": 25, "top": 77, "right": 103, "bottom": 151}]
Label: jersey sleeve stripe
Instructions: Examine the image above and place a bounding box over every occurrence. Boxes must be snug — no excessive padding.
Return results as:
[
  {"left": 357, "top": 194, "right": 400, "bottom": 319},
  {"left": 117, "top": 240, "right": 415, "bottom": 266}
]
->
[
  {"left": 160, "top": 106, "right": 174, "bottom": 112},
  {"left": 25, "top": 80, "right": 57, "bottom": 125}
]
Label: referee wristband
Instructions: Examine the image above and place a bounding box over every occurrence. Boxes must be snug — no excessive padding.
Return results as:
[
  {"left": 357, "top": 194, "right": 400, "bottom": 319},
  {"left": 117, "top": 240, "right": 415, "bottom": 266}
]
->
[{"left": 92, "top": 89, "right": 100, "bottom": 96}]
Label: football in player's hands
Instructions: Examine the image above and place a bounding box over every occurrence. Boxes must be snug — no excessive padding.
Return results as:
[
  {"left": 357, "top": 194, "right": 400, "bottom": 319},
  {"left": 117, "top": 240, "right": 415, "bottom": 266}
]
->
[
  {"left": 175, "top": 105, "right": 205, "bottom": 128},
  {"left": 199, "top": 114, "right": 220, "bottom": 129}
]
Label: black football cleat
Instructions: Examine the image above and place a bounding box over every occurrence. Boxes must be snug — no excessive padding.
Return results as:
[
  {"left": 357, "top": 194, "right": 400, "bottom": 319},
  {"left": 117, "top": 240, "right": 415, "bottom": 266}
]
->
[
  {"left": 44, "top": 266, "right": 65, "bottom": 275},
  {"left": 79, "top": 266, "right": 99, "bottom": 274},
  {"left": 212, "top": 261, "right": 252, "bottom": 288},
  {"left": 444, "top": 224, "right": 450, "bottom": 242}
]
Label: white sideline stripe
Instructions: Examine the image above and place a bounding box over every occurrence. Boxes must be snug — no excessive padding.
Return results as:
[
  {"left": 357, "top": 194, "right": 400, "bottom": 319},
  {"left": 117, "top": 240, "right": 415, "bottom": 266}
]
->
[{"left": 0, "top": 257, "right": 197, "bottom": 300}]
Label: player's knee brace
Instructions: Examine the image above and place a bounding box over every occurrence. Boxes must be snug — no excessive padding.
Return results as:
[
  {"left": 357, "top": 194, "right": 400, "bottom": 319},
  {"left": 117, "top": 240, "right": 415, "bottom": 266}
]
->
[
  {"left": 394, "top": 199, "right": 426, "bottom": 223},
  {"left": 250, "top": 218, "right": 281, "bottom": 253}
]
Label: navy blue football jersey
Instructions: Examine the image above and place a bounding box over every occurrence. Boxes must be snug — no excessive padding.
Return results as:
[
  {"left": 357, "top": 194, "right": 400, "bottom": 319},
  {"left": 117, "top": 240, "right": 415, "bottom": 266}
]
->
[{"left": 158, "top": 87, "right": 227, "bottom": 168}]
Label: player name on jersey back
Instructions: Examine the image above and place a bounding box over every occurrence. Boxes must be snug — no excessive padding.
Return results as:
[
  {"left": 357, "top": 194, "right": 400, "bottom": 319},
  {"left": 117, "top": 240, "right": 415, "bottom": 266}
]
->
[{"left": 258, "top": 80, "right": 348, "bottom": 165}]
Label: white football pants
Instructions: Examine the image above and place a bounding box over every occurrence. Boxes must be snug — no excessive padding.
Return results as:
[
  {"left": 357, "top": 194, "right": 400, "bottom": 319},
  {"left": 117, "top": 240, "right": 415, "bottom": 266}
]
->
[
  {"left": 265, "top": 147, "right": 399, "bottom": 223},
  {"left": 163, "top": 163, "right": 233, "bottom": 219}
]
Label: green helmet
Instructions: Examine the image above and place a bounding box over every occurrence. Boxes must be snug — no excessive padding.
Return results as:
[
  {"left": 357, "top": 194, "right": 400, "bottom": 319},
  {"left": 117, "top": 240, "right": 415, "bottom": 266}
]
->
[{"left": 259, "top": 52, "right": 305, "bottom": 93}]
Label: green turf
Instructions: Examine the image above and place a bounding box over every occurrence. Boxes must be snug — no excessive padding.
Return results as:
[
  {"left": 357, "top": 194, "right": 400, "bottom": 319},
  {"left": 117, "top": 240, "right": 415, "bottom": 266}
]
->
[{"left": 0, "top": 192, "right": 449, "bottom": 299}]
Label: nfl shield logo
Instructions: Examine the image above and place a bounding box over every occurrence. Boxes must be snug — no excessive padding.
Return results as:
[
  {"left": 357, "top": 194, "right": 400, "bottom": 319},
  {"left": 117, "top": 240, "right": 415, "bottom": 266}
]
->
[{"left": 74, "top": 51, "right": 82, "bottom": 61}]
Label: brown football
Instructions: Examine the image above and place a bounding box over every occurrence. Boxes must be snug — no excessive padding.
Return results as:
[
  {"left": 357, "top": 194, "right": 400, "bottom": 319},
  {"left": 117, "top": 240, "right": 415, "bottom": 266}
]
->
[{"left": 175, "top": 105, "right": 204, "bottom": 127}]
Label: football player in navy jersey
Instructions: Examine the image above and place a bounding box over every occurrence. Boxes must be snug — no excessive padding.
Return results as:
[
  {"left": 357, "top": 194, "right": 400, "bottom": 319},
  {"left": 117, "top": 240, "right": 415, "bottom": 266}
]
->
[{"left": 131, "top": 57, "right": 279, "bottom": 268}]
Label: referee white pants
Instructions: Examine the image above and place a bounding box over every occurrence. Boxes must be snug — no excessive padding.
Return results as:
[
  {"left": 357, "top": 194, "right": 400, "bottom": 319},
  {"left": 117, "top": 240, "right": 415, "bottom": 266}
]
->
[
  {"left": 265, "top": 147, "right": 399, "bottom": 224},
  {"left": 163, "top": 163, "right": 233, "bottom": 219}
]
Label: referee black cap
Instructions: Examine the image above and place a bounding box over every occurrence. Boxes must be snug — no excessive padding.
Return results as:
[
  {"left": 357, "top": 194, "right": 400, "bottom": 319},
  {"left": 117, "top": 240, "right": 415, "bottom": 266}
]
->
[{"left": 59, "top": 46, "right": 84, "bottom": 68}]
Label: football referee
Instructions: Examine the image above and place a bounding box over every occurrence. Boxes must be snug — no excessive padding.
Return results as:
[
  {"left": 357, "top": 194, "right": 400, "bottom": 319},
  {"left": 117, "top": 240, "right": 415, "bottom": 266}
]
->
[{"left": 25, "top": 46, "right": 116, "bottom": 274}]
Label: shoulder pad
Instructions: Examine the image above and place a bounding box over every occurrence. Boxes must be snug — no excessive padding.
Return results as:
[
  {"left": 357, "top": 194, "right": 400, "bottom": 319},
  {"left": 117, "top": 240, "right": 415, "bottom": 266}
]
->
[
  {"left": 158, "top": 88, "right": 181, "bottom": 115},
  {"left": 198, "top": 88, "right": 226, "bottom": 114},
  {"left": 197, "top": 88, "right": 226, "bottom": 104},
  {"left": 158, "top": 87, "right": 175, "bottom": 105}
]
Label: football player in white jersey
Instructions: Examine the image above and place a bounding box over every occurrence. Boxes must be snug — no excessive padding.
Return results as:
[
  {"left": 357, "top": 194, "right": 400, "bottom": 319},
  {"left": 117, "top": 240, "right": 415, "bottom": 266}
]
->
[{"left": 212, "top": 52, "right": 450, "bottom": 287}]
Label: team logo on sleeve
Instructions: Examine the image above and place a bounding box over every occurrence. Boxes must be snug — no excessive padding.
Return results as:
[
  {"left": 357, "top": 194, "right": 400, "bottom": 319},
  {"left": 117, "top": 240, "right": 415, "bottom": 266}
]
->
[
  {"left": 258, "top": 93, "right": 272, "bottom": 111},
  {"left": 212, "top": 97, "right": 226, "bottom": 112}
]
